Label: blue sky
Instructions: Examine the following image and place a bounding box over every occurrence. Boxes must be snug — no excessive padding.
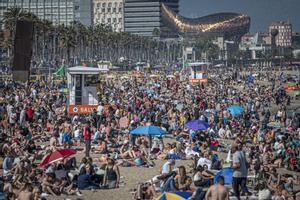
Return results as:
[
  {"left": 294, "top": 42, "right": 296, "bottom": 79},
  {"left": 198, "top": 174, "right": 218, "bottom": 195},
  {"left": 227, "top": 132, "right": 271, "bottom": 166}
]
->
[{"left": 180, "top": 0, "right": 300, "bottom": 32}]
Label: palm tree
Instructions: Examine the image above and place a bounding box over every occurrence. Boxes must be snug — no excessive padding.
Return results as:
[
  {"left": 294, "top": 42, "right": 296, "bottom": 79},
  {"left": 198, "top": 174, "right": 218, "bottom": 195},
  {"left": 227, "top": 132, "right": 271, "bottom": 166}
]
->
[
  {"left": 3, "top": 7, "right": 182, "bottom": 68},
  {"left": 152, "top": 28, "right": 160, "bottom": 38},
  {"left": 59, "top": 25, "right": 76, "bottom": 64},
  {"left": 40, "top": 19, "right": 53, "bottom": 61}
]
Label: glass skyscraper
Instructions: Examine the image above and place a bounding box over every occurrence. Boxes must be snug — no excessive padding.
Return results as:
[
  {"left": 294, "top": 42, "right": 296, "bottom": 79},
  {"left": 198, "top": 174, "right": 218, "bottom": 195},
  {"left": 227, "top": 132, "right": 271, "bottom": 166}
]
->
[
  {"left": 124, "top": 0, "right": 179, "bottom": 37},
  {"left": 0, "top": 0, "right": 93, "bottom": 26}
]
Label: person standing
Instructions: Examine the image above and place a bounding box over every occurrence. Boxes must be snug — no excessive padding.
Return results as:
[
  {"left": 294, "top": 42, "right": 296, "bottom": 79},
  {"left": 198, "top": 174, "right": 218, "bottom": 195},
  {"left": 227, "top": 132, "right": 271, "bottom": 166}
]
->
[
  {"left": 26, "top": 105, "right": 34, "bottom": 123},
  {"left": 232, "top": 142, "right": 250, "bottom": 200},
  {"left": 97, "top": 103, "right": 104, "bottom": 127},
  {"left": 84, "top": 121, "right": 92, "bottom": 158},
  {"left": 19, "top": 106, "right": 27, "bottom": 126}
]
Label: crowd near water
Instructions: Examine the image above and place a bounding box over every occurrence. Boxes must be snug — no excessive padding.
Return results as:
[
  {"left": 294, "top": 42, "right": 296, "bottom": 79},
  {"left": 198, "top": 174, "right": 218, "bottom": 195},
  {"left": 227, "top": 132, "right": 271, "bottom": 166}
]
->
[{"left": 0, "top": 66, "right": 299, "bottom": 200}]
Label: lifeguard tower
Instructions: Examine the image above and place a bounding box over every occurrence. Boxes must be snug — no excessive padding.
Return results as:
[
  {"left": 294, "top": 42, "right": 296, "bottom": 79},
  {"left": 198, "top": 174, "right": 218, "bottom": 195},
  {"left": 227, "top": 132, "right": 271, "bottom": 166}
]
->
[
  {"left": 188, "top": 62, "right": 210, "bottom": 84},
  {"left": 67, "top": 66, "right": 108, "bottom": 115}
]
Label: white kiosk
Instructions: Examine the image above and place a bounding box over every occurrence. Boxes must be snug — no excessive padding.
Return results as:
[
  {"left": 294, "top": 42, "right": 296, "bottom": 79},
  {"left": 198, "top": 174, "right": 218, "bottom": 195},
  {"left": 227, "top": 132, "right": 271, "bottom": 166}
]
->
[
  {"left": 188, "top": 62, "right": 211, "bottom": 84},
  {"left": 67, "top": 66, "right": 108, "bottom": 115}
]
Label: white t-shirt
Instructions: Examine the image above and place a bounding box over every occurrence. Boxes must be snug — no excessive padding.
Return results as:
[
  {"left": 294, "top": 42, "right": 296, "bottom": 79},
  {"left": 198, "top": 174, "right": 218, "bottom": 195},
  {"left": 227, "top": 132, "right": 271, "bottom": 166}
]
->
[
  {"left": 74, "top": 129, "right": 81, "bottom": 139},
  {"left": 218, "top": 128, "right": 226, "bottom": 138},
  {"left": 97, "top": 105, "right": 104, "bottom": 116},
  {"left": 197, "top": 157, "right": 212, "bottom": 170},
  {"left": 185, "top": 147, "right": 199, "bottom": 157},
  {"left": 161, "top": 161, "right": 176, "bottom": 174},
  {"left": 9, "top": 113, "right": 16, "bottom": 124}
]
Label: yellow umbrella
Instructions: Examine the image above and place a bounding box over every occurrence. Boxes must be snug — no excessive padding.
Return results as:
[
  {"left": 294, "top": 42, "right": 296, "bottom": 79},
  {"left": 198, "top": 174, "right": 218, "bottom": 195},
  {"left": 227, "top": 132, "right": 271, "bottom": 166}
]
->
[{"left": 156, "top": 192, "right": 188, "bottom": 200}]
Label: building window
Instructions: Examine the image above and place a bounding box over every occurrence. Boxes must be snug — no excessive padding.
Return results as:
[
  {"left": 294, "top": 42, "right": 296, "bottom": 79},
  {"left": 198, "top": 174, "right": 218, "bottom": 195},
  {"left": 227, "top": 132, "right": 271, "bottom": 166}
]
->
[
  {"left": 119, "top": 7, "right": 122, "bottom": 12},
  {"left": 107, "top": 7, "right": 111, "bottom": 12},
  {"left": 97, "top": 3, "right": 100, "bottom": 7},
  {"left": 102, "top": 3, "right": 106, "bottom": 7},
  {"left": 107, "top": 18, "right": 111, "bottom": 23},
  {"left": 113, "top": 7, "right": 116, "bottom": 13},
  {"left": 118, "top": 18, "right": 122, "bottom": 22},
  {"left": 108, "top": 2, "right": 112, "bottom": 7},
  {"left": 113, "top": 18, "right": 116, "bottom": 23},
  {"left": 102, "top": 8, "right": 105, "bottom": 13}
]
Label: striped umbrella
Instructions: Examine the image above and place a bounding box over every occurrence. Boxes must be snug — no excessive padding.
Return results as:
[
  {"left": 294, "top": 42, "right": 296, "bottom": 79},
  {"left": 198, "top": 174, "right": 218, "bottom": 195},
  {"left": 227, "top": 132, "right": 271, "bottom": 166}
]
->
[{"left": 156, "top": 192, "right": 192, "bottom": 200}]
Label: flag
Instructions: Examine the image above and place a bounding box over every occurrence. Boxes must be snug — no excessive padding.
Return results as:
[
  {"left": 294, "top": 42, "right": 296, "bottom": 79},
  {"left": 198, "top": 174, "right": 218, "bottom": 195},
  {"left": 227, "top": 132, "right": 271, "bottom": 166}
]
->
[
  {"left": 225, "top": 147, "right": 232, "bottom": 163},
  {"left": 279, "top": 72, "right": 285, "bottom": 81},
  {"left": 54, "top": 65, "right": 66, "bottom": 77}
]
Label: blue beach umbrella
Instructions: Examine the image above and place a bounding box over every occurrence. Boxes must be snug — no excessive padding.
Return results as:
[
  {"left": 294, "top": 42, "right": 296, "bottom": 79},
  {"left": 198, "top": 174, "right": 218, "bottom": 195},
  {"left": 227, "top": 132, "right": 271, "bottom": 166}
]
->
[
  {"left": 185, "top": 120, "right": 209, "bottom": 131},
  {"left": 130, "top": 125, "right": 166, "bottom": 136},
  {"left": 131, "top": 126, "right": 166, "bottom": 156},
  {"left": 214, "top": 167, "right": 234, "bottom": 186},
  {"left": 227, "top": 105, "right": 244, "bottom": 116}
]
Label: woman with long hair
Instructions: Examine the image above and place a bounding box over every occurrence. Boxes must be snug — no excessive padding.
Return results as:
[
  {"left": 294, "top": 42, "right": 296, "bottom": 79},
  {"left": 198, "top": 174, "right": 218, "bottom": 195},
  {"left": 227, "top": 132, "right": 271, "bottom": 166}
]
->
[
  {"left": 174, "top": 166, "right": 192, "bottom": 191},
  {"left": 103, "top": 158, "right": 120, "bottom": 189}
]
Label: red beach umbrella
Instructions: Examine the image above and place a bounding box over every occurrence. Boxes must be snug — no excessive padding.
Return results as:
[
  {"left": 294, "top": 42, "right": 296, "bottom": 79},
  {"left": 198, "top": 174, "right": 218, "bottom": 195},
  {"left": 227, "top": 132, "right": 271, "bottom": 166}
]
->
[{"left": 39, "top": 148, "right": 76, "bottom": 167}]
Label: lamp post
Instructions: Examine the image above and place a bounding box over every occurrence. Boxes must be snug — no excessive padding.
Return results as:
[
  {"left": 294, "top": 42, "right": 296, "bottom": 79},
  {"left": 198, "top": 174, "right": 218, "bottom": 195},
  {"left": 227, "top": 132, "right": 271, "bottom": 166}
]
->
[
  {"left": 178, "top": 35, "right": 185, "bottom": 70},
  {"left": 224, "top": 40, "right": 234, "bottom": 67}
]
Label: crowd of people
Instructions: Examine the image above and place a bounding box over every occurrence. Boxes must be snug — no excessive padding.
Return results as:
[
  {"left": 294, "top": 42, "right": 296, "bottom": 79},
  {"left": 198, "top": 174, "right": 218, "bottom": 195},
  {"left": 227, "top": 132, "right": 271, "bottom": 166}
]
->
[{"left": 0, "top": 67, "right": 299, "bottom": 200}]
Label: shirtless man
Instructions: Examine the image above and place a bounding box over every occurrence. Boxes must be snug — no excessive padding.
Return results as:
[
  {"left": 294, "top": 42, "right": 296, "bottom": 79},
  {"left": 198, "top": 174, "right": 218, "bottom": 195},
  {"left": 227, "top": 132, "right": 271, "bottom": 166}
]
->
[
  {"left": 205, "top": 176, "right": 229, "bottom": 200},
  {"left": 17, "top": 182, "right": 34, "bottom": 200}
]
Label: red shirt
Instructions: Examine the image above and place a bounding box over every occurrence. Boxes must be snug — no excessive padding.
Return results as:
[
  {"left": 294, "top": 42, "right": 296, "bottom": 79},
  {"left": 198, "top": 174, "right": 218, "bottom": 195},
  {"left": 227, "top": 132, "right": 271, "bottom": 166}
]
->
[
  {"left": 83, "top": 127, "right": 91, "bottom": 141},
  {"left": 26, "top": 108, "right": 34, "bottom": 119}
]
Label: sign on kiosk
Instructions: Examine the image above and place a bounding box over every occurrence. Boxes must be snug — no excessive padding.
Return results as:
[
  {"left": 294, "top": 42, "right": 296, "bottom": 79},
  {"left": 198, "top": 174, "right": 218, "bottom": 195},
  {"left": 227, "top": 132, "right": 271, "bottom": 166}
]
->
[
  {"left": 68, "top": 105, "right": 98, "bottom": 115},
  {"left": 68, "top": 105, "right": 117, "bottom": 115}
]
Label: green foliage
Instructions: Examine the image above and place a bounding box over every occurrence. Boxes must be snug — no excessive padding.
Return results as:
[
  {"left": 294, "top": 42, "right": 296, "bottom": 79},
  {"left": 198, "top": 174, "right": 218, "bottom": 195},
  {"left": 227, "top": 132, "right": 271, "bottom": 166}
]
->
[
  {"left": 195, "top": 36, "right": 220, "bottom": 60},
  {"left": 152, "top": 28, "right": 160, "bottom": 37},
  {"left": 1, "top": 8, "right": 181, "bottom": 65},
  {"left": 283, "top": 52, "right": 293, "bottom": 60}
]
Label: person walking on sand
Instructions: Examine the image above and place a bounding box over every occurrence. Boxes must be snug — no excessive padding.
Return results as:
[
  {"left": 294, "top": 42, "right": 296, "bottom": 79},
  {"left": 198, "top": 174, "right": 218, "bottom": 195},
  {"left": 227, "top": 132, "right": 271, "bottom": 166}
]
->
[{"left": 84, "top": 121, "right": 92, "bottom": 158}]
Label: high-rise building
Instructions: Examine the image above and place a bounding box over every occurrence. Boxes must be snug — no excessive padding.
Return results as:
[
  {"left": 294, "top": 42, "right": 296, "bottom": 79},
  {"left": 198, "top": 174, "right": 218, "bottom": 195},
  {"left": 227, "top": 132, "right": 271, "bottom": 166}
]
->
[
  {"left": 0, "top": 0, "right": 93, "bottom": 26},
  {"left": 93, "top": 0, "right": 124, "bottom": 32},
  {"left": 124, "top": 0, "right": 179, "bottom": 37},
  {"left": 269, "top": 21, "right": 292, "bottom": 47}
]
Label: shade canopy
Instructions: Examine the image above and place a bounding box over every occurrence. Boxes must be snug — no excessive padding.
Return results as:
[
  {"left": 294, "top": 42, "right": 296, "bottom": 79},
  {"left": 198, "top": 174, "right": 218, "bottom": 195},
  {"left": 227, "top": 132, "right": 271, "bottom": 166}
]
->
[
  {"left": 130, "top": 125, "right": 166, "bottom": 136},
  {"left": 68, "top": 66, "right": 108, "bottom": 75},
  {"left": 214, "top": 167, "right": 234, "bottom": 186},
  {"left": 39, "top": 148, "right": 76, "bottom": 167},
  {"left": 185, "top": 120, "right": 209, "bottom": 131},
  {"left": 227, "top": 105, "right": 244, "bottom": 116}
]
